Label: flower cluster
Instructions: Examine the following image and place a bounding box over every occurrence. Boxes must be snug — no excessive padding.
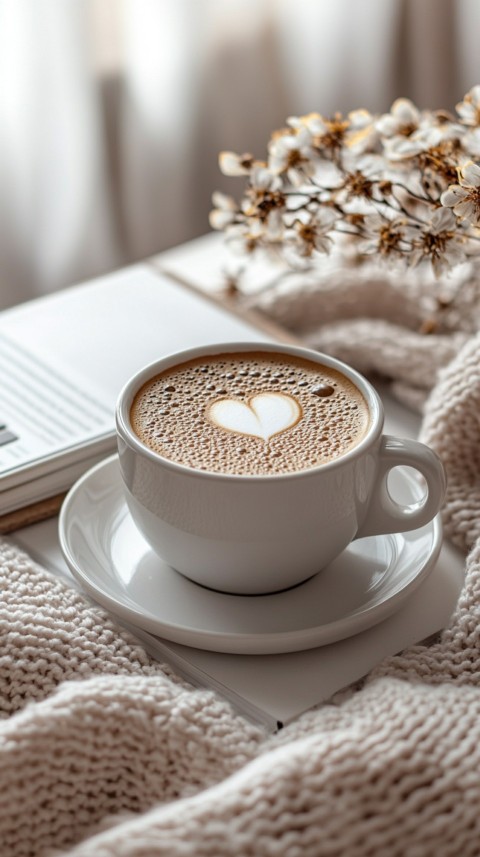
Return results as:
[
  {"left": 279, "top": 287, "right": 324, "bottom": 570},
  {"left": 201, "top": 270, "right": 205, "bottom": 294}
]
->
[{"left": 210, "top": 87, "right": 480, "bottom": 279}]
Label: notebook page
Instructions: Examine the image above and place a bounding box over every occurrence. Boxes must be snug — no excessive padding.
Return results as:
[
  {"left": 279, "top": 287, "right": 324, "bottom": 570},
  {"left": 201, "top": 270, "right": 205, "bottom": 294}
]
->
[{"left": 0, "top": 333, "right": 112, "bottom": 476}]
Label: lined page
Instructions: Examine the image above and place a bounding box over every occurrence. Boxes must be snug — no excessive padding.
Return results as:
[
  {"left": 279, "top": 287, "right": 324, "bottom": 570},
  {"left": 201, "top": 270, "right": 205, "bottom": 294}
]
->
[{"left": 0, "top": 334, "right": 112, "bottom": 475}]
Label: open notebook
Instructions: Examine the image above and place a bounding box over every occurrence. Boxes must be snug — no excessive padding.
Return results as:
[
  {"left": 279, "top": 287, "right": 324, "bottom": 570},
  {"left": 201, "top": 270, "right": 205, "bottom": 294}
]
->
[
  {"left": 0, "top": 263, "right": 279, "bottom": 525},
  {"left": 2, "top": 258, "right": 464, "bottom": 729}
]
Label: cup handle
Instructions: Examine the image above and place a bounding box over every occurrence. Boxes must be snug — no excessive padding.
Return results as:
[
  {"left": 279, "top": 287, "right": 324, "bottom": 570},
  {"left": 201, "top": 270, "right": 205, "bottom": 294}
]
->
[{"left": 356, "top": 435, "right": 446, "bottom": 538}]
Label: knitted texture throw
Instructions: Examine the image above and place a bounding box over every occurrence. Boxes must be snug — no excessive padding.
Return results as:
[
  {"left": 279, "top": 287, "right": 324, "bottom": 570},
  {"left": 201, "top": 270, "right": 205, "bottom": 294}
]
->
[{"left": 2, "top": 268, "right": 480, "bottom": 856}]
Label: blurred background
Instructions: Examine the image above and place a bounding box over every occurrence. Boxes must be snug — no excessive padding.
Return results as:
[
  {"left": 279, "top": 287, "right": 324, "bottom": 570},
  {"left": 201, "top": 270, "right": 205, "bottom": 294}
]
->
[{"left": 1, "top": 0, "right": 479, "bottom": 310}]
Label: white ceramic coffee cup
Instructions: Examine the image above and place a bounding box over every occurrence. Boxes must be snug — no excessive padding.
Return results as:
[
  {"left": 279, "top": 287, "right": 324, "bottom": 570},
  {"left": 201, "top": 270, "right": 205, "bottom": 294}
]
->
[{"left": 116, "top": 342, "right": 446, "bottom": 595}]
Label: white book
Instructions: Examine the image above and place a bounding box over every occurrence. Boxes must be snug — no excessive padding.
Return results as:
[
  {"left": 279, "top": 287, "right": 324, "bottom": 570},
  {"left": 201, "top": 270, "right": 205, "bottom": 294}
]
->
[{"left": 3, "top": 258, "right": 465, "bottom": 730}]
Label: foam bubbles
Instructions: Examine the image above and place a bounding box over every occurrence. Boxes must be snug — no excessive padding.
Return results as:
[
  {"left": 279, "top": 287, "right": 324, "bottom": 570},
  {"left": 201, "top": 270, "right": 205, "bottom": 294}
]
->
[{"left": 130, "top": 352, "right": 370, "bottom": 476}]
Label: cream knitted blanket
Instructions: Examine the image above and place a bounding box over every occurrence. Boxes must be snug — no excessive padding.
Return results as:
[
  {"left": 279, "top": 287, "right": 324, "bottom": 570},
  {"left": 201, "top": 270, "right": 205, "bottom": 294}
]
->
[{"left": 2, "top": 269, "right": 480, "bottom": 856}]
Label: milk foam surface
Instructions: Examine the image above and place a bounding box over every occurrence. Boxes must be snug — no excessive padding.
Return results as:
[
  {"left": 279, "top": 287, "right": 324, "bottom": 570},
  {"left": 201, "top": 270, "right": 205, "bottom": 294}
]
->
[
  {"left": 207, "top": 392, "right": 302, "bottom": 441},
  {"left": 130, "top": 352, "right": 370, "bottom": 476}
]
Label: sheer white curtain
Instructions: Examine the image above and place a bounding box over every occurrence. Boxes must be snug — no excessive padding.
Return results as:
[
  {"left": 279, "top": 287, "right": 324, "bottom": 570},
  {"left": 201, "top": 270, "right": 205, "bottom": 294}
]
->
[
  {"left": 0, "top": 2, "right": 119, "bottom": 307},
  {"left": 1, "top": 0, "right": 479, "bottom": 309}
]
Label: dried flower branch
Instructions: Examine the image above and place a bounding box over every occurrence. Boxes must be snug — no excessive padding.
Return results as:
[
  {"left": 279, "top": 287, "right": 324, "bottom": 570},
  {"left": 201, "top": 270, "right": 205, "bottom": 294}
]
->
[{"left": 210, "top": 86, "right": 480, "bottom": 282}]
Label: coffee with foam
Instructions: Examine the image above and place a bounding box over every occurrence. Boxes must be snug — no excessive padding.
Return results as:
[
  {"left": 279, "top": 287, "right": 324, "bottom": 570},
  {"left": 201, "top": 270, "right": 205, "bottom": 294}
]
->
[{"left": 130, "top": 351, "right": 370, "bottom": 476}]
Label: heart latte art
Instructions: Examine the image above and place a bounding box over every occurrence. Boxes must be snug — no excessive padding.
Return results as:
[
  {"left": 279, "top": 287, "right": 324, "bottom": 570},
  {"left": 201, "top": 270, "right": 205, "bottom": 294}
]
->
[
  {"left": 207, "top": 392, "right": 302, "bottom": 441},
  {"left": 130, "top": 351, "right": 370, "bottom": 476}
]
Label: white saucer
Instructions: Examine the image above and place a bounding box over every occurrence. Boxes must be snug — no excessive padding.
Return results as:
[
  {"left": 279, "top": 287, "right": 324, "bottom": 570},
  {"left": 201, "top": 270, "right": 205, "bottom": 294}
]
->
[{"left": 59, "top": 455, "right": 442, "bottom": 655}]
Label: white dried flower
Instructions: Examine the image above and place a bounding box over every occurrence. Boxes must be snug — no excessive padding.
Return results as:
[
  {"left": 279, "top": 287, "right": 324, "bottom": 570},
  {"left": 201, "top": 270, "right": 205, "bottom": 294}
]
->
[
  {"left": 409, "top": 208, "right": 467, "bottom": 276},
  {"left": 441, "top": 162, "right": 480, "bottom": 226},
  {"left": 268, "top": 127, "right": 316, "bottom": 187},
  {"left": 224, "top": 219, "right": 265, "bottom": 255},
  {"left": 345, "top": 109, "right": 379, "bottom": 153},
  {"left": 209, "top": 192, "right": 237, "bottom": 230},
  {"left": 289, "top": 208, "right": 337, "bottom": 259},
  {"left": 386, "top": 120, "right": 462, "bottom": 162},
  {"left": 359, "top": 214, "right": 411, "bottom": 261},
  {"left": 456, "top": 86, "right": 480, "bottom": 126},
  {"left": 463, "top": 127, "right": 480, "bottom": 157},
  {"left": 219, "top": 151, "right": 257, "bottom": 176},
  {"left": 376, "top": 98, "right": 421, "bottom": 139}
]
